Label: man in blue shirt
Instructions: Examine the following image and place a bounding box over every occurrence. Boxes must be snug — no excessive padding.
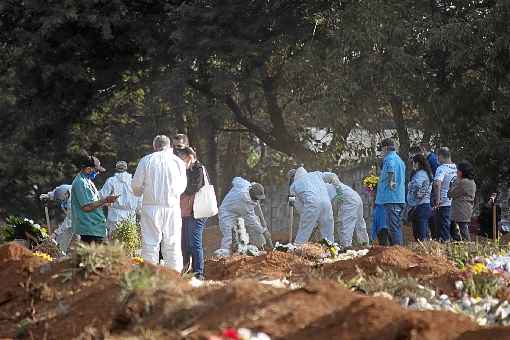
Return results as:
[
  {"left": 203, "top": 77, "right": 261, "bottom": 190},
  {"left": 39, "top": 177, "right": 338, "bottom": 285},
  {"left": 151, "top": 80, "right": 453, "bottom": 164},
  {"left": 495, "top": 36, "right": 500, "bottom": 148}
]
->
[
  {"left": 376, "top": 138, "right": 406, "bottom": 245},
  {"left": 420, "top": 142, "right": 439, "bottom": 176}
]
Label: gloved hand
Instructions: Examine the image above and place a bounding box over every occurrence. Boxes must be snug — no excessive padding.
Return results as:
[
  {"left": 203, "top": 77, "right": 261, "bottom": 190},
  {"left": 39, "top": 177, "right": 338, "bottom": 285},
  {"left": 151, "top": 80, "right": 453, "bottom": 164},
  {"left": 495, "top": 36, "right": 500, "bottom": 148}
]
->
[
  {"left": 39, "top": 193, "right": 49, "bottom": 201},
  {"left": 288, "top": 195, "right": 296, "bottom": 207}
]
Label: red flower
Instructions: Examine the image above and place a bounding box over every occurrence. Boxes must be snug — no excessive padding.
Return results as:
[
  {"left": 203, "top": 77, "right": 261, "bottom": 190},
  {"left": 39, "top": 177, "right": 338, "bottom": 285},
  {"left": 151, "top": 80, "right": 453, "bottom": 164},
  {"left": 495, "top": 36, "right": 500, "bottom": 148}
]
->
[{"left": 222, "top": 328, "right": 240, "bottom": 340}]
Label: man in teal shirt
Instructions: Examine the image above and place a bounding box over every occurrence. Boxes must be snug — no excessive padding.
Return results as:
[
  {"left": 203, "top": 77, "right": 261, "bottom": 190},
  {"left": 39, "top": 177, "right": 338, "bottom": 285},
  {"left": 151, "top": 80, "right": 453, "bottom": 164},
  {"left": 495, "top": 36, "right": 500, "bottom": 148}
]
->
[
  {"left": 72, "top": 154, "right": 117, "bottom": 243},
  {"left": 375, "top": 138, "right": 406, "bottom": 245}
]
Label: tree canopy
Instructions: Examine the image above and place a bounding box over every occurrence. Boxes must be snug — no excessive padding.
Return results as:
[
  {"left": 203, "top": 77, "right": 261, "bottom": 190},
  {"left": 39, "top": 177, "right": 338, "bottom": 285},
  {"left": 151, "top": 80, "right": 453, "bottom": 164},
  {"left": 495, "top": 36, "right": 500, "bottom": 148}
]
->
[{"left": 1, "top": 0, "right": 510, "bottom": 217}]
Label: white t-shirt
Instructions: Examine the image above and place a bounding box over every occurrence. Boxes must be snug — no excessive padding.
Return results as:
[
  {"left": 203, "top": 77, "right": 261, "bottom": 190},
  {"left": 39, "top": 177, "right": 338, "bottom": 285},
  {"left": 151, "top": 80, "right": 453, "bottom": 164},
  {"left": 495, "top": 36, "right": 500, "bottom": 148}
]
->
[{"left": 434, "top": 163, "right": 457, "bottom": 207}]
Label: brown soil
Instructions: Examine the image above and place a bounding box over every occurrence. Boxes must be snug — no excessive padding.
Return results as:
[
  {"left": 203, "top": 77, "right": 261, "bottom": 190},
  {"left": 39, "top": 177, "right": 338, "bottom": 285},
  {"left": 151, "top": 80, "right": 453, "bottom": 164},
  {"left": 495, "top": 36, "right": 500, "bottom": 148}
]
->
[
  {"left": 319, "top": 246, "right": 461, "bottom": 294},
  {"left": 0, "top": 241, "right": 33, "bottom": 262},
  {"left": 1, "top": 242, "right": 509, "bottom": 340},
  {"left": 205, "top": 251, "right": 313, "bottom": 281}
]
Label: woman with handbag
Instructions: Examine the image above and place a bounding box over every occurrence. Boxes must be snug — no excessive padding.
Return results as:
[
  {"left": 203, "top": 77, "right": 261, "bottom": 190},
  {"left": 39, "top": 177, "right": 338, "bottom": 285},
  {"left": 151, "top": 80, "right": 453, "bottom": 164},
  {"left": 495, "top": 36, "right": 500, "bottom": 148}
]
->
[
  {"left": 175, "top": 146, "right": 210, "bottom": 279},
  {"left": 407, "top": 154, "right": 433, "bottom": 241}
]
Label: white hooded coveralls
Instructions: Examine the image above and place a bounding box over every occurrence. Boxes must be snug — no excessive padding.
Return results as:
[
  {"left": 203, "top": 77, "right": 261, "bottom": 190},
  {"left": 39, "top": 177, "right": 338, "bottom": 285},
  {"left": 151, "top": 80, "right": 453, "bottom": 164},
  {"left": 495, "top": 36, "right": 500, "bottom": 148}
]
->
[
  {"left": 49, "top": 185, "right": 73, "bottom": 254},
  {"left": 218, "top": 177, "right": 266, "bottom": 252},
  {"left": 100, "top": 171, "right": 141, "bottom": 235},
  {"left": 131, "top": 149, "right": 187, "bottom": 271},
  {"left": 322, "top": 173, "right": 370, "bottom": 247},
  {"left": 290, "top": 167, "right": 334, "bottom": 244}
]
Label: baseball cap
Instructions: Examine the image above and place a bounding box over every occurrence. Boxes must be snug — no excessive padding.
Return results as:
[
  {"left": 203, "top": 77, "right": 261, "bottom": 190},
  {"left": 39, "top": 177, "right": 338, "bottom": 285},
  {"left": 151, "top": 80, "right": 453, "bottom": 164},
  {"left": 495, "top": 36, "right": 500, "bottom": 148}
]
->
[
  {"left": 380, "top": 138, "right": 395, "bottom": 148},
  {"left": 249, "top": 182, "right": 266, "bottom": 200},
  {"left": 77, "top": 154, "right": 106, "bottom": 172}
]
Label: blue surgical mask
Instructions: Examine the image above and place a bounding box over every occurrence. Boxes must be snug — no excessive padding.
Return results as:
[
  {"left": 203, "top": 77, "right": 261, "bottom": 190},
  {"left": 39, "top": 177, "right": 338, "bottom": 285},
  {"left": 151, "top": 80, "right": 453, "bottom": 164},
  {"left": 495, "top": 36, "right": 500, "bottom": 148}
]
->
[{"left": 87, "top": 171, "right": 98, "bottom": 181}]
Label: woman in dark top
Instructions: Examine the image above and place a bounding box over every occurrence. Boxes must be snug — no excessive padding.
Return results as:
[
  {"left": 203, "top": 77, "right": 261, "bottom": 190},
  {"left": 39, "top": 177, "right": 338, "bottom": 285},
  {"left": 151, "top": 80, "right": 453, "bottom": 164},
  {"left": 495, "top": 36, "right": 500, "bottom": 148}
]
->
[{"left": 175, "top": 147, "right": 208, "bottom": 279}]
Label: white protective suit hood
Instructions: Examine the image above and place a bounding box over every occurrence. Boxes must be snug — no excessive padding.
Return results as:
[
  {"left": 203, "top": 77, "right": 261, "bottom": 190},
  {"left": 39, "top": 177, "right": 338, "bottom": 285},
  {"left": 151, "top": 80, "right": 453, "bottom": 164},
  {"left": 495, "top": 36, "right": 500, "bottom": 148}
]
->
[
  {"left": 231, "top": 177, "right": 251, "bottom": 191},
  {"left": 294, "top": 167, "right": 308, "bottom": 182}
]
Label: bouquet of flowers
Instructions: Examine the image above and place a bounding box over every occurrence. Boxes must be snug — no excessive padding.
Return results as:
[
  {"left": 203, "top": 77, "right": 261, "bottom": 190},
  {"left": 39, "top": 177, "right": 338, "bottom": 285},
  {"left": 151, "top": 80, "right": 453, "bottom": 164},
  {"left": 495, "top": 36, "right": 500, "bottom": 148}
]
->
[{"left": 362, "top": 175, "right": 379, "bottom": 193}]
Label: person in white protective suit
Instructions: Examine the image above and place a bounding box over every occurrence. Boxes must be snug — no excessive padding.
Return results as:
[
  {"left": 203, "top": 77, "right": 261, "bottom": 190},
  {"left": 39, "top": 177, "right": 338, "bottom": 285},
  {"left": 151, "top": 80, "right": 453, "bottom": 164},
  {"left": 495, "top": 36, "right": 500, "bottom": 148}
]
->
[
  {"left": 216, "top": 177, "right": 269, "bottom": 256},
  {"left": 321, "top": 172, "right": 370, "bottom": 247},
  {"left": 100, "top": 161, "right": 141, "bottom": 239},
  {"left": 131, "top": 135, "right": 187, "bottom": 271},
  {"left": 40, "top": 184, "right": 74, "bottom": 255},
  {"left": 289, "top": 167, "right": 335, "bottom": 244}
]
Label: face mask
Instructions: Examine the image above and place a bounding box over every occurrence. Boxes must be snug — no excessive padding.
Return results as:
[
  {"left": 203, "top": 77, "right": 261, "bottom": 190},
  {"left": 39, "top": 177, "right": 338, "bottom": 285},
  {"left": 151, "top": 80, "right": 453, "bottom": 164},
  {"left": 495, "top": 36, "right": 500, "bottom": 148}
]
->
[{"left": 87, "top": 171, "right": 98, "bottom": 181}]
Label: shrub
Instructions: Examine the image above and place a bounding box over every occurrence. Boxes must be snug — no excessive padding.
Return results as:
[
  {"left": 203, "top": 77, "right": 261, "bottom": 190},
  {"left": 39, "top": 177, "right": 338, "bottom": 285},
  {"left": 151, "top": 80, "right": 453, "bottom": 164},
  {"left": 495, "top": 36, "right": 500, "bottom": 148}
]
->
[
  {"left": 463, "top": 272, "right": 504, "bottom": 298},
  {"left": 112, "top": 216, "right": 141, "bottom": 257},
  {"left": 74, "top": 241, "right": 128, "bottom": 278}
]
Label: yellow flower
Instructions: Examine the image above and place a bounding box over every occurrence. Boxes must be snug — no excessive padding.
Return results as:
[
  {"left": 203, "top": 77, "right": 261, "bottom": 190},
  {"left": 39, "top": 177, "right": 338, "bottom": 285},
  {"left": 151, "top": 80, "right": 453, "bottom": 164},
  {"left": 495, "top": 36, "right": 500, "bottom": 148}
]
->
[
  {"left": 131, "top": 256, "right": 144, "bottom": 265},
  {"left": 469, "top": 263, "right": 487, "bottom": 275},
  {"left": 33, "top": 251, "right": 53, "bottom": 262}
]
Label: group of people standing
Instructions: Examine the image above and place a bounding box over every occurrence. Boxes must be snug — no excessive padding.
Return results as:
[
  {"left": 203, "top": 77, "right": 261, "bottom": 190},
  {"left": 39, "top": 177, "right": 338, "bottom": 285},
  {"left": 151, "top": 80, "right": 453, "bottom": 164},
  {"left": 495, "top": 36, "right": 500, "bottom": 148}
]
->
[
  {"left": 372, "top": 138, "right": 476, "bottom": 245},
  {"left": 45, "top": 134, "right": 210, "bottom": 279}
]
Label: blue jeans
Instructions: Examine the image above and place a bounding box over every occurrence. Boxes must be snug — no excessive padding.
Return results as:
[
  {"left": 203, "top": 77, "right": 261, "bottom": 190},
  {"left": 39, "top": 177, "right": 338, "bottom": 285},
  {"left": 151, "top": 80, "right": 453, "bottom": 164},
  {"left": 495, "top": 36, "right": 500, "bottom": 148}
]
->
[
  {"left": 412, "top": 203, "right": 432, "bottom": 241},
  {"left": 383, "top": 203, "right": 404, "bottom": 245},
  {"left": 435, "top": 206, "right": 452, "bottom": 242},
  {"left": 181, "top": 216, "right": 207, "bottom": 278}
]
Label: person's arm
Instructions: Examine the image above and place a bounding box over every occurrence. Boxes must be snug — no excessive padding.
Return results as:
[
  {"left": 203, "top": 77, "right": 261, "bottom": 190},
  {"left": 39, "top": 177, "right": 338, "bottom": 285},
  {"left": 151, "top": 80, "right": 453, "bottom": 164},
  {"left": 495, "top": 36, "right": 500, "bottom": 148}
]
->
[
  {"left": 321, "top": 172, "right": 341, "bottom": 186},
  {"left": 74, "top": 181, "right": 116, "bottom": 212},
  {"left": 131, "top": 157, "right": 146, "bottom": 197},
  {"left": 173, "top": 158, "right": 188, "bottom": 196}
]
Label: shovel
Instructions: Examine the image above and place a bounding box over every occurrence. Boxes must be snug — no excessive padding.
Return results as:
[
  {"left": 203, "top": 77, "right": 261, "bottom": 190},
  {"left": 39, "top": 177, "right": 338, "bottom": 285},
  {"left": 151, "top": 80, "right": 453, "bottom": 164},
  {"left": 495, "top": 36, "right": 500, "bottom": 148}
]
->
[{"left": 256, "top": 201, "right": 273, "bottom": 249}]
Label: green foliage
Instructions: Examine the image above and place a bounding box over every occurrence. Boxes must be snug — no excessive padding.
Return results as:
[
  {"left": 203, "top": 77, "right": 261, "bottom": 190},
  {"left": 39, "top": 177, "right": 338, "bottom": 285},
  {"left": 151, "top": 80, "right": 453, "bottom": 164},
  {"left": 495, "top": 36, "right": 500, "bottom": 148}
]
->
[
  {"left": 410, "top": 240, "right": 510, "bottom": 269},
  {"left": 344, "top": 267, "right": 434, "bottom": 300},
  {"left": 74, "top": 241, "right": 127, "bottom": 278},
  {"left": 464, "top": 273, "right": 505, "bottom": 299},
  {"left": 119, "top": 266, "right": 162, "bottom": 304},
  {"left": 111, "top": 216, "right": 141, "bottom": 257}
]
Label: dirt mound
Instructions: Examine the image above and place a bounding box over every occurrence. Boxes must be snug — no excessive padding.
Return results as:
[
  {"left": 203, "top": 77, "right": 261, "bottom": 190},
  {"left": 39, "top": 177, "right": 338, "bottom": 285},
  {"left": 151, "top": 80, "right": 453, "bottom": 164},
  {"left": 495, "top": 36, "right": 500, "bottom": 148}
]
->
[
  {"left": 0, "top": 242, "right": 33, "bottom": 262},
  {"left": 205, "top": 251, "right": 313, "bottom": 281},
  {"left": 320, "top": 246, "right": 460, "bottom": 292},
  {"left": 184, "top": 280, "right": 482, "bottom": 340}
]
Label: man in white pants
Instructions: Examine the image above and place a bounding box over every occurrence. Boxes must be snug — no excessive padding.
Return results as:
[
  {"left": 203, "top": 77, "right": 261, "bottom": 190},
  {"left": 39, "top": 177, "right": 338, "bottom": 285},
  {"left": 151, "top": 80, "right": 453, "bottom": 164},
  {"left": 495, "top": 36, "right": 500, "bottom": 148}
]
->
[
  {"left": 321, "top": 172, "right": 370, "bottom": 247},
  {"left": 290, "top": 167, "right": 335, "bottom": 244},
  {"left": 132, "top": 135, "right": 187, "bottom": 271},
  {"left": 100, "top": 161, "right": 141, "bottom": 239}
]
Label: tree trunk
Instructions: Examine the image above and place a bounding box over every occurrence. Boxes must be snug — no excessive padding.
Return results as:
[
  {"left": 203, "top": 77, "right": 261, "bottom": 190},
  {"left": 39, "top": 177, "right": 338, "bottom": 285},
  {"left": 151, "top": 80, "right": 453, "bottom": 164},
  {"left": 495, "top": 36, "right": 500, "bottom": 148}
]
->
[{"left": 391, "top": 95, "right": 411, "bottom": 174}]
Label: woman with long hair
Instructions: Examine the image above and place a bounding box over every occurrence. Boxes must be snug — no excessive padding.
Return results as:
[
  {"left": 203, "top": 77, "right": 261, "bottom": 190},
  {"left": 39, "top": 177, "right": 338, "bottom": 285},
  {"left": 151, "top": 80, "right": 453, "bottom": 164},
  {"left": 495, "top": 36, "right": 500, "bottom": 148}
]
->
[
  {"left": 448, "top": 161, "right": 476, "bottom": 241},
  {"left": 407, "top": 154, "right": 433, "bottom": 241}
]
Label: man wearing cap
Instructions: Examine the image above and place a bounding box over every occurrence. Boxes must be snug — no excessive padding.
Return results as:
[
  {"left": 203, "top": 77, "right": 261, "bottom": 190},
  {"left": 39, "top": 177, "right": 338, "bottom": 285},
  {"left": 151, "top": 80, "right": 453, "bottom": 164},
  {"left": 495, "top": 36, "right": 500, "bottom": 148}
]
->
[
  {"left": 376, "top": 138, "right": 406, "bottom": 245},
  {"left": 216, "top": 178, "right": 269, "bottom": 256},
  {"left": 100, "top": 161, "right": 141, "bottom": 239},
  {"left": 71, "top": 153, "right": 118, "bottom": 244}
]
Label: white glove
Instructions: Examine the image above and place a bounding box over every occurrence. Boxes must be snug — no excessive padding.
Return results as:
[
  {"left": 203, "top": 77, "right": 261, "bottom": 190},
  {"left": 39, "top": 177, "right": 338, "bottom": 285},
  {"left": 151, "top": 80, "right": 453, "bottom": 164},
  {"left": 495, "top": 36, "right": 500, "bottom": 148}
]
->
[{"left": 39, "top": 193, "right": 49, "bottom": 200}]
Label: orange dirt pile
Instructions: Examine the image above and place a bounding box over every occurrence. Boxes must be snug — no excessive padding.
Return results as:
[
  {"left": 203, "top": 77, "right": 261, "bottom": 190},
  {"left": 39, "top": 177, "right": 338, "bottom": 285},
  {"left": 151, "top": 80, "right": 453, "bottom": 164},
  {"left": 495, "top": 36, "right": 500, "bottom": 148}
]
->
[
  {"left": 0, "top": 241, "right": 33, "bottom": 262},
  {"left": 319, "top": 246, "right": 461, "bottom": 293},
  {"left": 2, "top": 243, "right": 510, "bottom": 339},
  {"left": 205, "top": 251, "right": 313, "bottom": 281}
]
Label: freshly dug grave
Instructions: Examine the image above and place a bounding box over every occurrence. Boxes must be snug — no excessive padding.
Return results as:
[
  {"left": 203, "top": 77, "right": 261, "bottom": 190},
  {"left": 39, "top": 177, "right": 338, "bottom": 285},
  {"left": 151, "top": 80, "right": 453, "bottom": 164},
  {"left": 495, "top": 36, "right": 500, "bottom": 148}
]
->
[
  {"left": 0, "top": 242, "right": 186, "bottom": 339},
  {"left": 205, "top": 251, "right": 313, "bottom": 281},
  {"left": 319, "top": 246, "right": 462, "bottom": 294},
  {"left": 2, "top": 242, "right": 510, "bottom": 340},
  {"left": 114, "top": 279, "right": 497, "bottom": 340}
]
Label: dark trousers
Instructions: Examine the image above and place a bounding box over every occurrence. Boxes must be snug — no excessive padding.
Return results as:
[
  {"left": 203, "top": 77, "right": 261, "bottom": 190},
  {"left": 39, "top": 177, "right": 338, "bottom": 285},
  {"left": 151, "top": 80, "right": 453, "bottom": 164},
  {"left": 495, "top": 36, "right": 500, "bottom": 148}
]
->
[
  {"left": 383, "top": 203, "right": 404, "bottom": 245},
  {"left": 181, "top": 216, "right": 207, "bottom": 278},
  {"left": 412, "top": 203, "right": 432, "bottom": 241},
  {"left": 452, "top": 222, "right": 471, "bottom": 241},
  {"left": 435, "top": 206, "right": 452, "bottom": 242},
  {"left": 80, "top": 235, "right": 105, "bottom": 244}
]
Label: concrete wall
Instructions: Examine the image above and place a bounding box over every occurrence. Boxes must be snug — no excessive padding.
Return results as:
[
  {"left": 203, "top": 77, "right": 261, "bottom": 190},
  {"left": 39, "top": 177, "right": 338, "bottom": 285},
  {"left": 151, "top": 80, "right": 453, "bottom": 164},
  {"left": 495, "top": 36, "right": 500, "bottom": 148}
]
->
[{"left": 261, "top": 165, "right": 375, "bottom": 237}]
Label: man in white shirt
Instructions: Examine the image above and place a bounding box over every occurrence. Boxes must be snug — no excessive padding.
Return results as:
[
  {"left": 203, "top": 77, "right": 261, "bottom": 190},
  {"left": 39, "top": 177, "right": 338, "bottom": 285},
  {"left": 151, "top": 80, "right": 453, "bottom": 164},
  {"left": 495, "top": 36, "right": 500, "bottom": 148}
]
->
[
  {"left": 433, "top": 147, "right": 457, "bottom": 241},
  {"left": 132, "top": 135, "right": 187, "bottom": 271}
]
